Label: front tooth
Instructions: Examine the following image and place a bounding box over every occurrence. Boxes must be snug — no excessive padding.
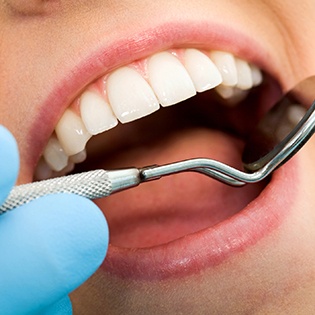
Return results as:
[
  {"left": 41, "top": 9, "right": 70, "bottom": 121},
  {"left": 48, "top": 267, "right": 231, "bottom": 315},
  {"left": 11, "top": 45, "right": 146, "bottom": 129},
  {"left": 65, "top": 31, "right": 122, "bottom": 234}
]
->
[
  {"left": 235, "top": 58, "right": 253, "bottom": 90},
  {"left": 55, "top": 109, "right": 92, "bottom": 156},
  {"left": 148, "top": 51, "right": 196, "bottom": 106},
  {"left": 209, "top": 51, "right": 238, "bottom": 86},
  {"left": 80, "top": 90, "right": 118, "bottom": 135},
  {"left": 107, "top": 67, "right": 160, "bottom": 123},
  {"left": 184, "top": 48, "right": 222, "bottom": 92},
  {"left": 43, "top": 136, "right": 69, "bottom": 172}
]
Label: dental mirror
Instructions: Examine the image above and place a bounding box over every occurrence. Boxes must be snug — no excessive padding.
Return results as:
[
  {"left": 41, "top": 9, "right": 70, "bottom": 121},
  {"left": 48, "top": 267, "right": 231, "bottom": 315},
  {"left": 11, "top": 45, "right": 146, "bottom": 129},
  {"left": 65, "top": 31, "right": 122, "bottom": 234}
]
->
[
  {"left": 140, "top": 76, "right": 315, "bottom": 185},
  {"left": 242, "top": 75, "right": 315, "bottom": 173},
  {"left": 2, "top": 76, "right": 315, "bottom": 213}
]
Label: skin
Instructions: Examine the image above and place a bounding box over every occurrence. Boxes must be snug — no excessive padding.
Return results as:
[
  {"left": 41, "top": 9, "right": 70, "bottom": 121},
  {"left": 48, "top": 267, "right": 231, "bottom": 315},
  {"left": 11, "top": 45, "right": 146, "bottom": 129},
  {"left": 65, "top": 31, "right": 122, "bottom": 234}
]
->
[{"left": 1, "top": 1, "right": 315, "bottom": 314}]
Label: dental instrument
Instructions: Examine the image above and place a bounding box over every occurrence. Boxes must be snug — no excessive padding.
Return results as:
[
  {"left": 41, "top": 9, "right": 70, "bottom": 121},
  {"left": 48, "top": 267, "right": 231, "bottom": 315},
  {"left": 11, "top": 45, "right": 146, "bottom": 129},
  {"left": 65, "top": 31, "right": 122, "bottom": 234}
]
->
[{"left": 1, "top": 76, "right": 315, "bottom": 214}]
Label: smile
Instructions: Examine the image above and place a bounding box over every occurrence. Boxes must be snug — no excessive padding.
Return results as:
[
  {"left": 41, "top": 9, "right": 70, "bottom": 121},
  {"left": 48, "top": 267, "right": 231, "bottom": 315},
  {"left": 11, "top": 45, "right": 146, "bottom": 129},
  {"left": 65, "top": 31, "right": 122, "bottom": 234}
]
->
[
  {"left": 35, "top": 48, "right": 262, "bottom": 179},
  {"left": 27, "top": 22, "right": 297, "bottom": 281}
]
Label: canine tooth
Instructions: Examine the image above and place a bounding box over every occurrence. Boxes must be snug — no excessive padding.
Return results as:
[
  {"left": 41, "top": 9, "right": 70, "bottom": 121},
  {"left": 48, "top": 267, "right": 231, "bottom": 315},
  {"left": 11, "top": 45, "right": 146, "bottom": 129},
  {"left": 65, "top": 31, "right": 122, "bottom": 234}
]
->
[
  {"left": 209, "top": 51, "right": 238, "bottom": 86},
  {"left": 43, "top": 136, "right": 69, "bottom": 172},
  {"left": 70, "top": 149, "right": 87, "bottom": 164},
  {"left": 80, "top": 90, "right": 118, "bottom": 135},
  {"left": 235, "top": 58, "right": 253, "bottom": 90},
  {"left": 34, "top": 158, "right": 53, "bottom": 181},
  {"left": 55, "top": 109, "right": 92, "bottom": 156},
  {"left": 250, "top": 64, "right": 263, "bottom": 86},
  {"left": 148, "top": 51, "right": 196, "bottom": 106},
  {"left": 107, "top": 67, "right": 159, "bottom": 123},
  {"left": 184, "top": 48, "right": 222, "bottom": 92}
]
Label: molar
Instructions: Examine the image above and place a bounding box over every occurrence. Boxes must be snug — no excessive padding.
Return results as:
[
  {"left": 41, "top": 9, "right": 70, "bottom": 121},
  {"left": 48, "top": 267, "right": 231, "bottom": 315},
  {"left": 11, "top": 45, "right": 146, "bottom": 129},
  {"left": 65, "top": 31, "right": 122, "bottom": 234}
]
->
[
  {"left": 183, "top": 48, "right": 222, "bottom": 92},
  {"left": 80, "top": 90, "right": 118, "bottom": 135},
  {"left": 55, "top": 109, "right": 92, "bottom": 156},
  {"left": 148, "top": 51, "right": 196, "bottom": 106},
  {"left": 107, "top": 66, "right": 160, "bottom": 123}
]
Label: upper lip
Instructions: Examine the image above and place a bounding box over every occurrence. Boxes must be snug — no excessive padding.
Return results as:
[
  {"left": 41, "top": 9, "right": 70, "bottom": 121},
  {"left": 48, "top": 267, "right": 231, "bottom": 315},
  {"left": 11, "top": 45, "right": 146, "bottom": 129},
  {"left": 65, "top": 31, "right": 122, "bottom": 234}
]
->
[{"left": 24, "top": 20, "right": 285, "bottom": 183}]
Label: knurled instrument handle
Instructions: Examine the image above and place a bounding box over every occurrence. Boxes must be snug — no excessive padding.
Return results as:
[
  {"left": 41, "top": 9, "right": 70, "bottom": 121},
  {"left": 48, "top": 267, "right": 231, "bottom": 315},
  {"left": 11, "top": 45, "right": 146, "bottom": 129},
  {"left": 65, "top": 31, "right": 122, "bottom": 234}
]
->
[{"left": 0, "top": 169, "right": 112, "bottom": 214}]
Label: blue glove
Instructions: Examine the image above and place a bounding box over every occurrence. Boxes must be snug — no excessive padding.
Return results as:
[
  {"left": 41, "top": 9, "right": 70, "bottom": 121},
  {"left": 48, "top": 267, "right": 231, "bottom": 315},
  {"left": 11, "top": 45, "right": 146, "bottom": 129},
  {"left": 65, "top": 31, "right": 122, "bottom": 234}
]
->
[{"left": 0, "top": 125, "right": 109, "bottom": 315}]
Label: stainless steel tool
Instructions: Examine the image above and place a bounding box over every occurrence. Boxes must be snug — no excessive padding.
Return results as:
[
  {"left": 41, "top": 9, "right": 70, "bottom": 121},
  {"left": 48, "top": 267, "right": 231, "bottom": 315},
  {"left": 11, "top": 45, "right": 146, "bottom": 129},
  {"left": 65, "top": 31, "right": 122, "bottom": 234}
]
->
[{"left": 2, "top": 76, "right": 315, "bottom": 214}]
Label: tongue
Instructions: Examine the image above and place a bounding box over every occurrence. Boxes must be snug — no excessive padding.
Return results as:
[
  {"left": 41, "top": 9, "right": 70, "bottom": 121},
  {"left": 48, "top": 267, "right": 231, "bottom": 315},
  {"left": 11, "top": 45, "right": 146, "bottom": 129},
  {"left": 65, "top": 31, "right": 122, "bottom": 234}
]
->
[{"left": 95, "top": 127, "right": 264, "bottom": 248}]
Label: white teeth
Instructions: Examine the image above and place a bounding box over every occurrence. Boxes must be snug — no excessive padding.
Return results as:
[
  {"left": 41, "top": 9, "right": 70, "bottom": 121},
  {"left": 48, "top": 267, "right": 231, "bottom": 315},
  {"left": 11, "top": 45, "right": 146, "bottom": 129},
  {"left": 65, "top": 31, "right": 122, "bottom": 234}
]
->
[
  {"left": 235, "top": 58, "right": 253, "bottom": 90},
  {"left": 209, "top": 51, "right": 238, "bottom": 86},
  {"left": 215, "top": 85, "right": 249, "bottom": 105},
  {"left": 80, "top": 90, "right": 118, "bottom": 135},
  {"left": 70, "top": 150, "right": 87, "bottom": 164},
  {"left": 287, "top": 105, "right": 307, "bottom": 125},
  {"left": 43, "top": 136, "right": 69, "bottom": 172},
  {"left": 216, "top": 85, "right": 237, "bottom": 99},
  {"left": 34, "top": 158, "right": 53, "bottom": 181},
  {"left": 39, "top": 48, "right": 264, "bottom": 179},
  {"left": 148, "top": 51, "right": 196, "bottom": 106},
  {"left": 250, "top": 64, "right": 263, "bottom": 86},
  {"left": 107, "top": 67, "right": 160, "bottom": 123},
  {"left": 184, "top": 48, "right": 222, "bottom": 92},
  {"left": 55, "top": 109, "right": 92, "bottom": 156},
  {"left": 53, "top": 162, "right": 75, "bottom": 178}
]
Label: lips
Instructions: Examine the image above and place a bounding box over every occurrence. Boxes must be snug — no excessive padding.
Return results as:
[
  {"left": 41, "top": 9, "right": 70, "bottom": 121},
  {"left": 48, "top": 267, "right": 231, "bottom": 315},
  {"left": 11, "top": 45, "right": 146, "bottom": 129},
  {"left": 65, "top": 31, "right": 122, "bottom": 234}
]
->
[
  {"left": 102, "top": 160, "right": 296, "bottom": 280},
  {"left": 25, "top": 22, "right": 292, "bottom": 281}
]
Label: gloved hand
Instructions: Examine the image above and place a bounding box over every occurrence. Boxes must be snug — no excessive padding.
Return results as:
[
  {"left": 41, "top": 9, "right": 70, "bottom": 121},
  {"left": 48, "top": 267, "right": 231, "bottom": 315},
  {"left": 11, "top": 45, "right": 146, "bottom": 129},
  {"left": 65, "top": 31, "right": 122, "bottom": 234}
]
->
[{"left": 0, "top": 125, "right": 109, "bottom": 315}]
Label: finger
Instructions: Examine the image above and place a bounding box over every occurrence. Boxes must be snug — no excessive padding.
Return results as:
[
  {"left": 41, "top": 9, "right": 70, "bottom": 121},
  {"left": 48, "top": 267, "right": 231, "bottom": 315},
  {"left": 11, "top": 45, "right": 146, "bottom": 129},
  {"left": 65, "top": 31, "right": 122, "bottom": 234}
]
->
[
  {"left": 0, "top": 194, "right": 108, "bottom": 315},
  {"left": 0, "top": 126, "right": 19, "bottom": 204}
]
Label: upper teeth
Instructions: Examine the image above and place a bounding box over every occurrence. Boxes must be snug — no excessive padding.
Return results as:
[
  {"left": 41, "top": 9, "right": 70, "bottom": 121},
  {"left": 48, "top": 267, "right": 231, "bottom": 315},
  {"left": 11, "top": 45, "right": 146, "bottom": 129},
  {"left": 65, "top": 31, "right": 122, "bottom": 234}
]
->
[{"left": 34, "top": 48, "right": 263, "bottom": 180}]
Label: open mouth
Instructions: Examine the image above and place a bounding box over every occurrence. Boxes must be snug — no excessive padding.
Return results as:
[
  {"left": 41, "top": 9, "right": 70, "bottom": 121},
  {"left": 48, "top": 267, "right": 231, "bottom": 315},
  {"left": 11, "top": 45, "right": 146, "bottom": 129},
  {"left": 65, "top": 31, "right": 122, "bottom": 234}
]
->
[{"left": 33, "top": 47, "right": 290, "bottom": 280}]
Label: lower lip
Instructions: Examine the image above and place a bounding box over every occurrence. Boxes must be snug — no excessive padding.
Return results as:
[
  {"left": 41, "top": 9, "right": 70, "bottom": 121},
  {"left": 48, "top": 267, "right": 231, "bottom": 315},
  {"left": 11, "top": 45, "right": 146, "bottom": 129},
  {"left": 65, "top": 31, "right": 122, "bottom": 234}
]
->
[{"left": 101, "top": 158, "right": 297, "bottom": 281}]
